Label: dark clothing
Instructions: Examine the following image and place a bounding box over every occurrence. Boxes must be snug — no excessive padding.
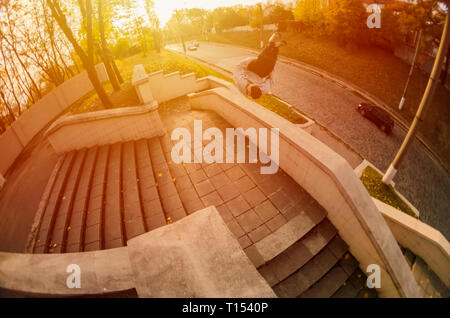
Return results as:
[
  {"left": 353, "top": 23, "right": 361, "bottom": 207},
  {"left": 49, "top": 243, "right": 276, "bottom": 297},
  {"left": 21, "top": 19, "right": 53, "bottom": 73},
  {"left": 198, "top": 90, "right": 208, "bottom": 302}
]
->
[{"left": 247, "top": 42, "right": 279, "bottom": 78}]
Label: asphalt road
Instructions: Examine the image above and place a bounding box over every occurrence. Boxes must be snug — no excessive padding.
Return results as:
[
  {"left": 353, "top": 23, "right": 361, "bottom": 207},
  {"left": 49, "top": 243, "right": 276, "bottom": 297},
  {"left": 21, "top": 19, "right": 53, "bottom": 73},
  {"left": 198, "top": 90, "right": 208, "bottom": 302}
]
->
[{"left": 167, "top": 42, "right": 450, "bottom": 240}]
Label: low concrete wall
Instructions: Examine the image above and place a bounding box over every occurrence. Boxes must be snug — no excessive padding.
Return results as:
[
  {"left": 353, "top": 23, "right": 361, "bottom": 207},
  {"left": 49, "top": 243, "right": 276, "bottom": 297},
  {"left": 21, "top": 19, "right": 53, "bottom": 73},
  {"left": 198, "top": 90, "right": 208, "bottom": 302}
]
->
[
  {"left": 132, "top": 65, "right": 232, "bottom": 105},
  {"left": 0, "top": 64, "right": 108, "bottom": 175},
  {"left": 0, "top": 247, "right": 133, "bottom": 296},
  {"left": 45, "top": 101, "right": 165, "bottom": 154},
  {"left": 374, "top": 198, "right": 450, "bottom": 288},
  {"left": 188, "top": 86, "right": 422, "bottom": 298},
  {"left": 147, "top": 71, "right": 232, "bottom": 103}
]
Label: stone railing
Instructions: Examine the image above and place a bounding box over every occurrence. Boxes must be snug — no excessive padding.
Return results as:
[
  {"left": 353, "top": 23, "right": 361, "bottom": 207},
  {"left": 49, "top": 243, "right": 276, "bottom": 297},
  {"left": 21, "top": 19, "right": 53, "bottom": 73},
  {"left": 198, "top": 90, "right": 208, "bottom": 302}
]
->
[
  {"left": 0, "top": 64, "right": 108, "bottom": 185},
  {"left": 131, "top": 64, "right": 232, "bottom": 105},
  {"left": 45, "top": 101, "right": 164, "bottom": 154},
  {"left": 374, "top": 198, "right": 450, "bottom": 289},
  {"left": 187, "top": 86, "right": 422, "bottom": 298}
]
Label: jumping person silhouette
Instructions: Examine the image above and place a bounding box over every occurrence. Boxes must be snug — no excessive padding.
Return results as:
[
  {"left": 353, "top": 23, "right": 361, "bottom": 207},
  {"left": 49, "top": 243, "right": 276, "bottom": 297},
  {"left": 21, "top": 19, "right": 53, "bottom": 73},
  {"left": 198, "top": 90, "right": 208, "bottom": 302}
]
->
[{"left": 233, "top": 32, "right": 286, "bottom": 99}]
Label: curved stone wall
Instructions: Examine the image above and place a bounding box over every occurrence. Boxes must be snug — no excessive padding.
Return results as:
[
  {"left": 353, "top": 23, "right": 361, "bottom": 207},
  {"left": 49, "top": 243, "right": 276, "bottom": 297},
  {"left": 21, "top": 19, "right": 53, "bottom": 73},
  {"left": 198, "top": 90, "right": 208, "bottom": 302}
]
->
[{"left": 0, "top": 64, "right": 108, "bottom": 178}]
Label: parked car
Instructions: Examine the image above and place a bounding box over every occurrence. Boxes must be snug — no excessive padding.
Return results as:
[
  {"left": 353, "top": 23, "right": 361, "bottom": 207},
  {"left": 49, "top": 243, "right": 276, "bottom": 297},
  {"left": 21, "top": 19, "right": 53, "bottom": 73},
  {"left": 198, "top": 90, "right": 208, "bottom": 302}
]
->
[
  {"left": 188, "top": 44, "right": 198, "bottom": 51},
  {"left": 357, "top": 102, "right": 394, "bottom": 134}
]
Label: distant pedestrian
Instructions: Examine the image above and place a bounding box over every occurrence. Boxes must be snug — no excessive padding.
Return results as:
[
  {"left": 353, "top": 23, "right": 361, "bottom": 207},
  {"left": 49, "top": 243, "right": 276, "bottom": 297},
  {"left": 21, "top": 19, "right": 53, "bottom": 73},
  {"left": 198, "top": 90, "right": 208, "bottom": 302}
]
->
[{"left": 233, "top": 32, "right": 286, "bottom": 99}]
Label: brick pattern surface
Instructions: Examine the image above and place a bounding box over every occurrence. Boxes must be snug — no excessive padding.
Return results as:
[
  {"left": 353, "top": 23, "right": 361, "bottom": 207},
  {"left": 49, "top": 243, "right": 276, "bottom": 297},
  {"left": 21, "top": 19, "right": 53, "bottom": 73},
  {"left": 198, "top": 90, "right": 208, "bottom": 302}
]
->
[{"left": 160, "top": 105, "right": 329, "bottom": 253}]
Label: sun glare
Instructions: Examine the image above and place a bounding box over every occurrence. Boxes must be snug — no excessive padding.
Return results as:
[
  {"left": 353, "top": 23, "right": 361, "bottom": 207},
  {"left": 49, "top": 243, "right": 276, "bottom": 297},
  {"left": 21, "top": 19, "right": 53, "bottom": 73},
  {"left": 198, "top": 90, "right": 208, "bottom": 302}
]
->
[{"left": 149, "top": 0, "right": 265, "bottom": 26}]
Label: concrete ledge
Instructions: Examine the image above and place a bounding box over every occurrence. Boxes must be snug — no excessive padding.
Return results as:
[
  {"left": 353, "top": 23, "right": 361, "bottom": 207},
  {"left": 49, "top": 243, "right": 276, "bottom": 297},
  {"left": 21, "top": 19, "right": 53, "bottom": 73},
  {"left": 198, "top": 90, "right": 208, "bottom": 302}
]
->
[
  {"left": 45, "top": 102, "right": 165, "bottom": 154},
  {"left": 188, "top": 86, "right": 421, "bottom": 298},
  {"left": 0, "top": 247, "right": 133, "bottom": 296},
  {"left": 375, "top": 198, "right": 450, "bottom": 288},
  {"left": 127, "top": 206, "right": 276, "bottom": 298},
  {"left": 245, "top": 211, "right": 323, "bottom": 268},
  {"left": 355, "top": 160, "right": 420, "bottom": 217}
]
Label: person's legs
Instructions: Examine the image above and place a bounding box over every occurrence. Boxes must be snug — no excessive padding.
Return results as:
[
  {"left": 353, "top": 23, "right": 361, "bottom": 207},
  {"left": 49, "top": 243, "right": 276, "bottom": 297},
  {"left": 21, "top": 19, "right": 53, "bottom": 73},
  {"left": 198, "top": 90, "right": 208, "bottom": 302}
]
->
[{"left": 247, "top": 33, "right": 285, "bottom": 78}]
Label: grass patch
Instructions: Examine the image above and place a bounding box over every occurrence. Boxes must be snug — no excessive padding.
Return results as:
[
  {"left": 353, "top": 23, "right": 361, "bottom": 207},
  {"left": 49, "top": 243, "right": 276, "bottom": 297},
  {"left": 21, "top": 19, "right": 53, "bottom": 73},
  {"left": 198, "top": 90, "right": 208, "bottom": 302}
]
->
[
  {"left": 360, "top": 166, "right": 417, "bottom": 218},
  {"left": 250, "top": 95, "right": 307, "bottom": 125},
  {"left": 208, "top": 31, "right": 450, "bottom": 169},
  {"left": 116, "top": 50, "right": 230, "bottom": 83},
  {"left": 71, "top": 49, "right": 307, "bottom": 125}
]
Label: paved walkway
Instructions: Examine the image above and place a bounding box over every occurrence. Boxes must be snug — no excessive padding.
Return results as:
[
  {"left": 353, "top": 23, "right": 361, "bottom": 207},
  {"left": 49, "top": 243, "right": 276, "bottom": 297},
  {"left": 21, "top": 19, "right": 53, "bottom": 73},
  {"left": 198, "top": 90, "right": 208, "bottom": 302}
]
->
[{"left": 167, "top": 42, "right": 450, "bottom": 240}]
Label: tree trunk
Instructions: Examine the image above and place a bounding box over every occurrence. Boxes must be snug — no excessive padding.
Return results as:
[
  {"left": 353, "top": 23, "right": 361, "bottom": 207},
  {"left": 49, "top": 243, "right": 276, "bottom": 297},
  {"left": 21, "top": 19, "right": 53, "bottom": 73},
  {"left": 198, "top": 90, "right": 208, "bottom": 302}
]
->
[
  {"left": 85, "top": 62, "right": 112, "bottom": 108},
  {"left": 46, "top": 0, "right": 112, "bottom": 108},
  {"left": 98, "top": 0, "right": 120, "bottom": 91},
  {"left": 0, "top": 90, "right": 17, "bottom": 122},
  {"left": 109, "top": 52, "right": 124, "bottom": 84}
]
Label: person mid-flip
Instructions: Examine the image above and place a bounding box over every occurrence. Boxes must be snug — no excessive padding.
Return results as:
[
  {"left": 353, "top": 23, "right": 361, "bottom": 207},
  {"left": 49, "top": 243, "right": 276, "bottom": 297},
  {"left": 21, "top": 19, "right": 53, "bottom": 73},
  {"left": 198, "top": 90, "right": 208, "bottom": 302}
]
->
[{"left": 233, "top": 32, "right": 286, "bottom": 99}]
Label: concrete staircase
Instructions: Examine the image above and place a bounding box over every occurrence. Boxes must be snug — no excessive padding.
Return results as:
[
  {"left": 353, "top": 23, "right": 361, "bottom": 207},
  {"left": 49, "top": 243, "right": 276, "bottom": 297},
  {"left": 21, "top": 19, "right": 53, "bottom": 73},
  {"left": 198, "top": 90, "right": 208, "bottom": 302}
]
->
[
  {"left": 401, "top": 247, "right": 449, "bottom": 298},
  {"left": 30, "top": 137, "right": 186, "bottom": 254},
  {"left": 253, "top": 214, "right": 377, "bottom": 298},
  {"left": 27, "top": 99, "right": 379, "bottom": 297}
]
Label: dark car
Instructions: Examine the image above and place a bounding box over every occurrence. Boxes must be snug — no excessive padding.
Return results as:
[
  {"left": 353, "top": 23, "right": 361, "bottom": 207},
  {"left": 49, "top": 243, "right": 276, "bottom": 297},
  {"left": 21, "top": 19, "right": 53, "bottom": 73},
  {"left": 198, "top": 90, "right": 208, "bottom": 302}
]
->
[{"left": 357, "top": 102, "right": 394, "bottom": 134}]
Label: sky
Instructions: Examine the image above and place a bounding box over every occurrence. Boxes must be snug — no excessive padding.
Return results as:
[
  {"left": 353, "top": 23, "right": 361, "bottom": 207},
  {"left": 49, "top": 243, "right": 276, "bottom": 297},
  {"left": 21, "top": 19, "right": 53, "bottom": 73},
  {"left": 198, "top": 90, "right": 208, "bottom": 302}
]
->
[{"left": 147, "top": 0, "right": 269, "bottom": 26}]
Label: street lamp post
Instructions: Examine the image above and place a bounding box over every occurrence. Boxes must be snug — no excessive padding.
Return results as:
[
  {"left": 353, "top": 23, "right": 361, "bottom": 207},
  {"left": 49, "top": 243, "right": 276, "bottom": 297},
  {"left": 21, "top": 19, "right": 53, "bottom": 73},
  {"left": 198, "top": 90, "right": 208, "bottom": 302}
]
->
[
  {"left": 399, "top": 29, "right": 422, "bottom": 110},
  {"left": 382, "top": 14, "right": 449, "bottom": 184},
  {"left": 259, "top": 3, "right": 264, "bottom": 49}
]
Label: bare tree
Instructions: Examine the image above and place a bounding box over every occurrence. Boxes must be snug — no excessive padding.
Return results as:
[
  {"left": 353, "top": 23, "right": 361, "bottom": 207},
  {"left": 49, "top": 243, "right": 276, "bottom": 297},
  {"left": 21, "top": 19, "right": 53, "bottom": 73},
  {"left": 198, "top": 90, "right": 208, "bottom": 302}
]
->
[
  {"left": 98, "top": 0, "right": 121, "bottom": 91},
  {"left": 46, "top": 0, "right": 112, "bottom": 108}
]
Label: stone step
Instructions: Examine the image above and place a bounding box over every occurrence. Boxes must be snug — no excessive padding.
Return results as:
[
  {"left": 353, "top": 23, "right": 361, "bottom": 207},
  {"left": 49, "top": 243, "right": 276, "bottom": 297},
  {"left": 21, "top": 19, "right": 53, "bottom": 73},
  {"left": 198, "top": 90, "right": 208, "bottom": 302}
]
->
[
  {"left": 33, "top": 151, "right": 76, "bottom": 253},
  {"left": 331, "top": 268, "right": 368, "bottom": 298},
  {"left": 103, "top": 143, "right": 125, "bottom": 249},
  {"left": 82, "top": 145, "right": 109, "bottom": 251},
  {"left": 299, "top": 254, "right": 359, "bottom": 298},
  {"left": 148, "top": 138, "right": 187, "bottom": 222},
  {"left": 258, "top": 222, "right": 342, "bottom": 287},
  {"left": 66, "top": 147, "right": 99, "bottom": 253},
  {"left": 244, "top": 209, "right": 327, "bottom": 268},
  {"left": 48, "top": 149, "right": 87, "bottom": 253},
  {"left": 272, "top": 233, "right": 349, "bottom": 298},
  {"left": 31, "top": 136, "right": 185, "bottom": 254},
  {"left": 135, "top": 139, "right": 166, "bottom": 231},
  {"left": 122, "top": 141, "right": 146, "bottom": 240}
]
